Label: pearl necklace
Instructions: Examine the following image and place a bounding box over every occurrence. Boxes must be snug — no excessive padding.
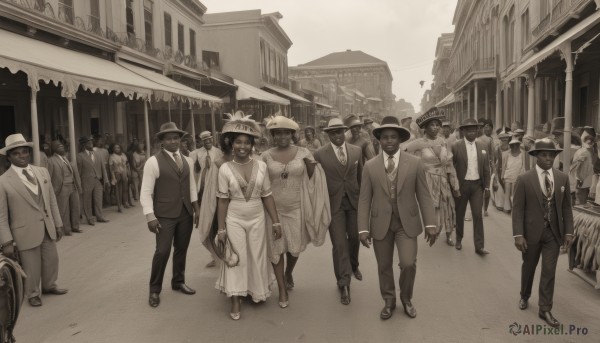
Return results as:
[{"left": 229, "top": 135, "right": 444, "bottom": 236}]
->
[{"left": 232, "top": 158, "right": 253, "bottom": 165}]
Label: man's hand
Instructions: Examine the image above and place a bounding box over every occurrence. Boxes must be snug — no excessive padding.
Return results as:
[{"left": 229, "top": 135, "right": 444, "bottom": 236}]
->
[
  {"left": 424, "top": 226, "right": 437, "bottom": 247},
  {"left": 148, "top": 219, "right": 161, "bottom": 234},
  {"left": 56, "top": 227, "right": 64, "bottom": 242},
  {"left": 272, "top": 226, "right": 282, "bottom": 240},
  {"left": 359, "top": 232, "right": 371, "bottom": 249},
  {"left": 452, "top": 189, "right": 461, "bottom": 198},
  {"left": 194, "top": 212, "right": 200, "bottom": 229},
  {"left": 484, "top": 188, "right": 490, "bottom": 198},
  {"left": 2, "top": 244, "right": 14, "bottom": 259},
  {"left": 515, "top": 236, "right": 527, "bottom": 252},
  {"left": 562, "top": 235, "right": 574, "bottom": 250}
]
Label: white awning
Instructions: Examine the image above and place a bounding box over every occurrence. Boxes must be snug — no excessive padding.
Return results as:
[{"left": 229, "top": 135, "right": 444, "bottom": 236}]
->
[
  {"left": 0, "top": 29, "right": 154, "bottom": 99},
  {"left": 118, "top": 61, "right": 222, "bottom": 104},
  {"left": 505, "top": 10, "right": 600, "bottom": 83},
  {"left": 436, "top": 92, "right": 456, "bottom": 107},
  {"left": 263, "top": 84, "right": 311, "bottom": 104},
  {"left": 315, "top": 102, "right": 332, "bottom": 109},
  {"left": 234, "top": 79, "right": 290, "bottom": 105},
  {"left": 367, "top": 97, "right": 382, "bottom": 102}
]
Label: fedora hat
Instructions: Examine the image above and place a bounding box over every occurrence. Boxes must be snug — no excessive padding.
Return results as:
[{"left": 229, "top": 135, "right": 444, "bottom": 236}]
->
[
  {"left": 508, "top": 137, "right": 521, "bottom": 145},
  {"left": 458, "top": 118, "right": 483, "bottom": 129},
  {"left": 199, "top": 131, "right": 212, "bottom": 140},
  {"left": 156, "top": 122, "right": 186, "bottom": 139},
  {"left": 441, "top": 120, "right": 452, "bottom": 127},
  {"left": 344, "top": 114, "right": 362, "bottom": 128},
  {"left": 363, "top": 118, "right": 374, "bottom": 125},
  {"left": 266, "top": 116, "right": 299, "bottom": 132},
  {"left": 416, "top": 107, "right": 445, "bottom": 128},
  {"left": 0, "top": 133, "right": 34, "bottom": 155},
  {"left": 528, "top": 138, "right": 563, "bottom": 156},
  {"left": 372, "top": 116, "right": 411, "bottom": 142},
  {"left": 323, "top": 118, "right": 349, "bottom": 132}
]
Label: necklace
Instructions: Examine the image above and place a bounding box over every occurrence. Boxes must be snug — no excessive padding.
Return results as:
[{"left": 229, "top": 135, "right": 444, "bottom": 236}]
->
[{"left": 232, "top": 158, "right": 253, "bottom": 165}]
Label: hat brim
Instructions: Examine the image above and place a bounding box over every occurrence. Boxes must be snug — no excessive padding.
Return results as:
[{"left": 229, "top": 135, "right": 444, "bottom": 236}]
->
[
  {"left": 323, "top": 125, "right": 348, "bottom": 132},
  {"left": 0, "top": 142, "right": 34, "bottom": 155},
  {"left": 528, "top": 147, "right": 563, "bottom": 156},
  {"left": 373, "top": 126, "right": 411, "bottom": 142},
  {"left": 417, "top": 116, "right": 445, "bottom": 129},
  {"left": 155, "top": 129, "right": 187, "bottom": 139},
  {"left": 459, "top": 123, "right": 484, "bottom": 129},
  {"left": 347, "top": 121, "right": 362, "bottom": 128},
  {"left": 222, "top": 130, "right": 261, "bottom": 138}
]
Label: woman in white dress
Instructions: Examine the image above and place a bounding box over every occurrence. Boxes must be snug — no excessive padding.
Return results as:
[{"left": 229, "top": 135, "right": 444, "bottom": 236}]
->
[{"left": 215, "top": 113, "right": 282, "bottom": 320}]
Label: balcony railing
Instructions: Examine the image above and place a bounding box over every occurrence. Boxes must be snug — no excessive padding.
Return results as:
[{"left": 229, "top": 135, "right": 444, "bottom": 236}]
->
[{"left": 532, "top": 0, "right": 589, "bottom": 39}]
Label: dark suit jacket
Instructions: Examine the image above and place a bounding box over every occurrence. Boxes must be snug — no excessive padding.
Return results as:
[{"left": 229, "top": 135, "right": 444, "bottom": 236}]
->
[
  {"left": 47, "top": 154, "right": 82, "bottom": 195},
  {"left": 512, "top": 168, "right": 574, "bottom": 244},
  {"left": 76, "top": 150, "right": 108, "bottom": 190},
  {"left": 358, "top": 152, "right": 436, "bottom": 240},
  {"left": 314, "top": 143, "right": 362, "bottom": 211},
  {"left": 451, "top": 139, "right": 491, "bottom": 189}
]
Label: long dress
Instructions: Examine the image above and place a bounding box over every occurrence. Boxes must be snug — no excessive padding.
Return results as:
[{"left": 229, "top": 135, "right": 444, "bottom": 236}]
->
[
  {"left": 261, "top": 147, "right": 330, "bottom": 264},
  {"left": 215, "top": 160, "right": 273, "bottom": 302},
  {"left": 405, "top": 137, "right": 459, "bottom": 234}
]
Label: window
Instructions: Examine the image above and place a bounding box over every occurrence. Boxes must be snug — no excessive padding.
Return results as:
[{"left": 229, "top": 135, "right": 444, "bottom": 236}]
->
[
  {"left": 58, "top": 0, "right": 74, "bottom": 24},
  {"left": 189, "top": 29, "right": 196, "bottom": 57},
  {"left": 202, "top": 50, "right": 220, "bottom": 69},
  {"left": 126, "top": 0, "right": 135, "bottom": 35},
  {"left": 144, "top": 0, "right": 153, "bottom": 49},
  {"left": 177, "top": 23, "right": 184, "bottom": 53},
  {"left": 521, "top": 9, "right": 530, "bottom": 50},
  {"left": 164, "top": 13, "right": 172, "bottom": 48},
  {"left": 90, "top": 0, "right": 100, "bottom": 32}
]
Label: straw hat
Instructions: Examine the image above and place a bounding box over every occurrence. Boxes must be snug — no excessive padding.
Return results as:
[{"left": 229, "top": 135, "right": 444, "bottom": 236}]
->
[
  {"left": 323, "top": 118, "right": 349, "bottom": 132},
  {"left": 372, "top": 116, "right": 411, "bottom": 142},
  {"left": 266, "top": 116, "right": 299, "bottom": 132},
  {"left": 221, "top": 111, "right": 261, "bottom": 138},
  {"left": 156, "top": 122, "right": 186, "bottom": 139},
  {"left": 458, "top": 118, "right": 483, "bottom": 129},
  {"left": 528, "top": 138, "right": 563, "bottom": 156},
  {"left": 0, "top": 133, "right": 34, "bottom": 155},
  {"left": 508, "top": 137, "right": 522, "bottom": 145},
  {"left": 344, "top": 114, "right": 362, "bottom": 128},
  {"left": 416, "top": 107, "right": 446, "bottom": 128},
  {"left": 199, "top": 131, "right": 212, "bottom": 140}
]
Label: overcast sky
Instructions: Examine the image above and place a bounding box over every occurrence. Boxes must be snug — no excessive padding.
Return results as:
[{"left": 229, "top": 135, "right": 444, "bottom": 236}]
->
[{"left": 202, "top": 0, "right": 457, "bottom": 113}]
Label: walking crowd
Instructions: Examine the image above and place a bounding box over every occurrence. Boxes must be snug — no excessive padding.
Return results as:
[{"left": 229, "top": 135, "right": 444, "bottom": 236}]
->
[{"left": 0, "top": 106, "right": 585, "bottom": 330}]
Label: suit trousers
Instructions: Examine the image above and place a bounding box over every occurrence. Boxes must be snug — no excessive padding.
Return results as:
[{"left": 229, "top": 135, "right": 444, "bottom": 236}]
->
[
  {"left": 373, "top": 214, "right": 417, "bottom": 303},
  {"left": 454, "top": 180, "right": 485, "bottom": 249},
  {"left": 83, "top": 178, "right": 105, "bottom": 222},
  {"left": 149, "top": 208, "right": 193, "bottom": 293},
  {"left": 520, "top": 227, "right": 560, "bottom": 312},
  {"left": 56, "top": 183, "right": 80, "bottom": 233},
  {"left": 328, "top": 196, "right": 358, "bottom": 287},
  {"left": 19, "top": 231, "right": 59, "bottom": 299}
]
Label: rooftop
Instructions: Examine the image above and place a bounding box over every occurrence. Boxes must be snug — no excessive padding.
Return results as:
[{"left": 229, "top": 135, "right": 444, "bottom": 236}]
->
[{"left": 299, "top": 50, "right": 387, "bottom": 67}]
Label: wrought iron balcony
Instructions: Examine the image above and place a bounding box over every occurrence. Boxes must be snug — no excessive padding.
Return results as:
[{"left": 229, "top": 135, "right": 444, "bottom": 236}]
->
[{"left": 532, "top": 0, "right": 589, "bottom": 39}]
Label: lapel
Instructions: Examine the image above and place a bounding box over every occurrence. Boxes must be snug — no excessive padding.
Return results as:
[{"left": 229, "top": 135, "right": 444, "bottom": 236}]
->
[
  {"left": 458, "top": 139, "right": 467, "bottom": 168},
  {"left": 530, "top": 169, "right": 546, "bottom": 209},
  {"left": 375, "top": 154, "right": 390, "bottom": 197},
  {"left": 161, "top": 150, "right": 182, "bottom": 175},
  {"left": 31, "top": 167, "right": 48, "bottom": 208},
  {"left": 395, "top": 151, "right": 409, "bottom": 193},
  {"left": 475, "top": 141, "right": 483, "bottom": 173},
  {"left": 553, "top": 169, "right": 563, "bottom": 207},
  {"left": 6, "top": 168, "right": 39, "bottom": 209},
  {"left": 325, "top": 144, "right": 346, "bottom": 177},
  {"left": 343, "top": 144, "right": 353, "bottom": 176}
]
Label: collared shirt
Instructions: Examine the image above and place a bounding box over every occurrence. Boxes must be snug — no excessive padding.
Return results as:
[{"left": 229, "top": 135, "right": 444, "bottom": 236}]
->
[
  {"left": 140, "top": 149, "right": 198, "bottom": 222},
  {"left": 535, "top": 165, "right": 554, "bottom": 197},
  {"left": 383, "top": 149, "right": 401, "bottom": 172},
  {"left": 464, "top": 138, "right": 480, "bottom": 180},
  {"left": 11, "top": 164, "right": 39, "bottom": 195},
  {"left": 331, "top": 142, "right": 347, "bottom": 164}
]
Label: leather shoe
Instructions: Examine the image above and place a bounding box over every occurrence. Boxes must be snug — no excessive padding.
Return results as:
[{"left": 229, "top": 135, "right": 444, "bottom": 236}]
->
[
  {"left": 72, "top": 228, "right": 83, "bottom": 233},
  {"left": 353, "top": 269, "right": 363, "bottom": 281},
  {"left": 97, "top": 218, "right": 110, "bottom": 223},
  {"left": 28, "top": 296, "right": 42, "bottom": 307},
  {"left": 455, "top": 241, "right": 462, "bottom": 250},
  {"left": 172, "top": 283, "right": 196, "bottom": 295},
  {"left": 340, "top": 286, "right": 351, "bottom": 305},
  {"left": 402, "top": 302, "right": 417, "bottom": 318},
  {"left": 380, "top": 300, "right": 396, "bottom": 320},
  {"left": 149, "top": 293, "right": 160, "bottom": 307},
  {"left": 87, "top": 220, "right": 95, "bottom": 226},
  {"left": 519, "top": 298, "right": 528, "bottom": 310},
  {"left": 475, "top": 248, "right": 490, "bottom": 255},
  {"left": 42, "top": 288, "right": 68, "bottom": 295},
  {"left": 539, "top": 311, "right": 560, "bottom": 328}
]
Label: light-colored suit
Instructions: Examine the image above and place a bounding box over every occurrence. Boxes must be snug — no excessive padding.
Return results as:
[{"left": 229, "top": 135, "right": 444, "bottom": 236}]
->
[
  {"left": 0, "top": 166, "right": 63, "bottom": 298},
  {"left": 47, "top": 154, "right": 82, "bottom": 233},
  {"left": 77, "top": 149, "right": 108, "bottom": 222}
]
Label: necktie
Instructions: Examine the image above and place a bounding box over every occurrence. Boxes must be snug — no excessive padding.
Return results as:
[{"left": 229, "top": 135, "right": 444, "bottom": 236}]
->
[
  {"left": 89, "top": 150, "right": 95, "bottom": 163},
  {"left": 337, "top": 146, "right": 347, "bottom": 166},
  {"left": 173, "top": 152, "right": 183, "bottom": 171},
  {"left": 61, "top": 156, "right": 73, "bottom": 173},
  {"left": 543, "top": 171, "right": 553, "bottom": 198},
  {"left": 387, "top": 155, "right": 395, "bottom": 174},
  {"left": 206, "top": 154, "right": 211, "bottom": 169},
  {"left": 23, "top": 169, "right": 37, "bottom": 185}
]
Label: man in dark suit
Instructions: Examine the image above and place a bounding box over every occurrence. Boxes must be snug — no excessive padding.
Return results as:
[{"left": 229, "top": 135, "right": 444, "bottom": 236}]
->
[
  {"left": 358, "top": 116, "right": 437, "bottom": 320},
  {"left": 77, "top": 137, "right": 110, "bottom": 225},
  {"left": 512, "top": 138, "right": 574, "bottom": 328},
  {"left": 451, "top": 118, "right": 491, "bottom": 254},
  {"left": 314, "top": 118, "right": 363, "bottom": 305}
]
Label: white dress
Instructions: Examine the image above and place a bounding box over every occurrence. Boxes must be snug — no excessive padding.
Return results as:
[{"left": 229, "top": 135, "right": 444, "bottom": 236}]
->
[{"left": 215, "top": 160, "right": 273, "bottom": 302}]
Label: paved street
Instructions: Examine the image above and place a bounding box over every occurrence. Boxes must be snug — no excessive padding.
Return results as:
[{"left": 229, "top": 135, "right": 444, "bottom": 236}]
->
[{"left": 14, "top": 204, "right": 600, "bottom": 343}]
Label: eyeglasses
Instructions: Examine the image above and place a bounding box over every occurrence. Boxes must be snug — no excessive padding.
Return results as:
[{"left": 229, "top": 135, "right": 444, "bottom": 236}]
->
[{"left": 280, "top": 165, "right": 289, "bottom": 179}]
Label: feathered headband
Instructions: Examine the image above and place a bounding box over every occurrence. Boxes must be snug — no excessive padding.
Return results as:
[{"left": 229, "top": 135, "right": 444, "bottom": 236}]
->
[{"left": 221, "top": 111, "right": 262, "bottom": 138}]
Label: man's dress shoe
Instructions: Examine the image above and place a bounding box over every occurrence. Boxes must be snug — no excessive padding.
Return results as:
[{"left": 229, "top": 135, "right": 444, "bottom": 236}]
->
[
  {"left": 172, "top": 283, "right": 196, "bottom": 295},
  {"left": 87, "top": 220, "right": 95, "bottom": 226},
  {"left": 539, "top": 311, "right": 560, "bottom": 328},
  {"left": 353, "top": 269, "right": 363, "bottom": 281},
  {"left": 380, "top": 300, "right": 396, "bottom": 320},
  {"left": 42, "top": 288, "right": 68, "bottom": 295},
  {"left": 97, "top": 218, "right": 110, "bottom": 223},
  {"left": 149, "top": 293, "right": 160, "bottom": 307},
  {"left": 475, "top": 248, "right": 490, "bottom": 255},
  {"left": 340, "top": 286, "right": 351, "bottom": 305},
  {"left": 402, "top": 302, "right": 417, "bottom": 318},
  {"left": 72, "top": 228, "right": 83, "bottom": 233},
  {"left": 455, "top": 241, "right": 462, "bottom": 250},
  {"left": 28, "top": 296, "right": 42, "bottom": 307},
  {"left": 519, "top": 298, "right": 528, "bottom": 310}
]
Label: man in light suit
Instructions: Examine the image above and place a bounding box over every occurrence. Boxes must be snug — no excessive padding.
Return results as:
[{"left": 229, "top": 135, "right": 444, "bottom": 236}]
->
[
  {"left": 512, "top": 138, "right": 574, "bottom": 328},
  {"left": 314, "top": 118, "right": 363, "bottom": 305},
  {"left": 0, "top": 134, "right": 67, "bottom": 307},
  {"left": 451, "top": 118, "right": 491, "bottom": 254},
  {"left": 358, "top": 116, "right": 437, "bottom": 320},
  {"left": 77, "top": 136, "right": 110, "bottom": 225},
  {"left": 47, "top": 140, "right": 82, "bottom": 235}
]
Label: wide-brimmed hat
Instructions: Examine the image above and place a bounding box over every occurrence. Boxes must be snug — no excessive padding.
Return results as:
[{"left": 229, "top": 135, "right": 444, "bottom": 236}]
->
[
  {"left": 509, "top": 137, "right": 521, "bottom": 145},
  {"left": 416, "top": 107, "right": 446, "bottom": 128},
  {"left": 199, "top": 131, "right": 212, "bottom": 140},
  {"left": 581, "top": 126, "right": 596, "bottom": 143},
  {"left": 156, "top": 122, "right": 186, "bottom": 139},
  {"left": 522, "top": 135, "right": 536, "bottom": 143},
  {"left": 459, "top": 118, "right": 483, "bottom": 129},
  {"left": 222, "top": 111, "right": 261, "bottom": 138},
  {"left": 372, "top": 116, "right": 411, "bottom": 142},
  {"left": 323, "top": 118, "right": 349, "bottom": 132},
  {"left": 344, "top": 114, "right": 362, "bottom": 128},
  {"left": 266, "top": 115, "right": 299, "bottom": 132},
  {"left": 363, "top": 118, "right": 374, "bottom": 125},
  {"left": 551, "top": 117, "right": 565, "bottom": 134},
  {"left": 0, "top": 133, "right": 34, "bottom": 155},
  {"left": 513, "top": 128, "right": 525, "bottom": 135},
  {"left": 528, "top": 138, "right": 563, "bottom": 156}
]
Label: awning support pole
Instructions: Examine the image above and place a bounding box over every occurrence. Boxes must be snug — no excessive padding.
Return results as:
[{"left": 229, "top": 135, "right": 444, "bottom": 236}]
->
[
  {"left": 144, "top": 100, "right": 151, "bottom": 157},
  {"left": 474, "top": 81, "right": 478, "bottom": 119},
  {"left": 526, "top": 72, "right": 536, "bottom": 138},
  {"left": 179, "top": 101, "right": 183, "bottom": 128},
  {"left": 190, "top": 103, "right": 196, "bottom": 150},
  {"left": 211, "top": 104, "right": 217, "bottom": 139},
  {"left": 561, "top": 42, "right": 574, "bottom": 171},
  {"left": 168, "top": 101, "right": 171, "bottom": 122},
  {"left": 67, "top": 96, "right": 76, "bottom": 163},
  {"left": 30, "top": 89, "right": 40, "bottom": 166},
  {"left": 495, "top": 83, "right": 502, "bottom": 130},
  {"left": 484, "top": 85, "right": 489, "bottom": 120}
]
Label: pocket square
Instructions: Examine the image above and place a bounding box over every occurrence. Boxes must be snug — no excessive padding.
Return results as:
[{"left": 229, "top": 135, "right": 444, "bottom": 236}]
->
[
  {"left": 353, "top": 161, "right": 358, "bottom": 165},
  {"left": 481, "top": 150, "right": 487, "bottom": 155},
  {"left": 561, "top": 186, "right": 565, "bottom": 193}
]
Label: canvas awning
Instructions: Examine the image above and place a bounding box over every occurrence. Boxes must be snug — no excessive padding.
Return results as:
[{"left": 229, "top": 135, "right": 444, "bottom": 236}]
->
[
  {"left": 435, "top": 92, "right": 456, "bottom": 107},
  {"left": 367, "top": 97, "right": 382, "bottom": 102},
  {"left": 263, "top": 84, "right": 311, "bottom": 103},
  {"left": 315, "top": 102, "right": 332, "bottom": 109},
  {"left": 234, "top": 79, "right": 289, "bottom": 105}
]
